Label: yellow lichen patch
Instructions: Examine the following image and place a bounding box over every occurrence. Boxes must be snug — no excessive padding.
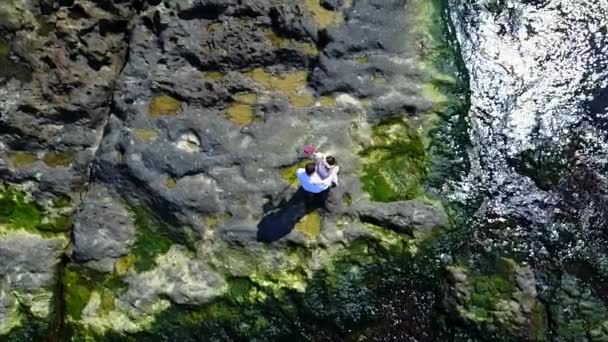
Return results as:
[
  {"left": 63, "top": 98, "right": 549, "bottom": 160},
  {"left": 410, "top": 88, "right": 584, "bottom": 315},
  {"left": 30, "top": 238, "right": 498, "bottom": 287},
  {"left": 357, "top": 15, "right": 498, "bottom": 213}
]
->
[
  {"left": 165, "top": 177, "right": 177, "bottom": 189},
  {"left": 264, "top": 30, "right": 319, "bottom": 56},
  {"left": 304, "top": 0, "right": 344, "bottom": 29},
  {"left": 133, "top": 128, "right": 160, "bottom": 143},
  {"left": 355, "top": 55, "right": 369, "bottom": 64},
  {"left": 360, "top": 98, "right": 372, "bottom": 107},
  {"left": 226, "top": 104, "right": 255, "bottom": 125},
  {"left": 9, "top": 151, "right": 38, "bottom": 168},
  {"left": 245, "top": 68, "right": 313, "bottom": 107},
  {"left": 280, "top": 161, "right": 309, "bottom": 186},
  {"left": 148, "top": 95, "right": 182, "bottom": 117},
  {"left": 371, "top": 73, "right": 387, "bottom": 85},
  {"left": 207, "top": 22, "right": 222, "bottom": 32},
  {"left": 264, "top": 30, "right": 290, "bottom": 48},
  {"left": 295, "top": 211, "right": 321, "bottom": 238},
  {"left": 298, "top": 42, "right": 319, "bottom": 56},
  {"left": 200, "top": 213, "right": 229, "bottom": 230},
  {"left": 114, "top": 255, "right": 135, "bottom": 275},
  {"left": 226, "top": 92, "right": 258, "bottom": 125},
  {"left": 202, "top": 71, "right": 224, "bottom": 81},
  {"left": 42, "top": 152, "right": 75, "bottom": 168},
  {"left": 234, "top": 93, "right": 258, "bottom": 105},
  {"left": 318, "top": 95, "right": 336, "bottom": 107}
]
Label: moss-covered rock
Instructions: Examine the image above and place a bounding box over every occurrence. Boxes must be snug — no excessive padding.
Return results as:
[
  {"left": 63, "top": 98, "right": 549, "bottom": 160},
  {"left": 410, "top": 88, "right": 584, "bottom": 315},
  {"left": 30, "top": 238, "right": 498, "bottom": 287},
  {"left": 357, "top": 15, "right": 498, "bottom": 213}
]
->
[
  {"left": 0, "top": 186, "right": 72, "bottom": 236},
  {"left": 549, "top": 273, "right": 608, "bottom": 341},
  {"left": 129, "top": 207, "right": 175, "bottom": 272},
  {"left": 360, "top": 119, "right": 430, "bottom": 202},
  {"left": 443, "top": 258, "right": 546, "bottom": 340}
]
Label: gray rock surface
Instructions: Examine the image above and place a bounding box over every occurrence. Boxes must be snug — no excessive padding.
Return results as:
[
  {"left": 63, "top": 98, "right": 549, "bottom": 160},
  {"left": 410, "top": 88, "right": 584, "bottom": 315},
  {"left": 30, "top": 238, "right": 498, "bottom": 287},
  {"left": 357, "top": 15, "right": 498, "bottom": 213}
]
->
[
  {"left": 72, "top": 184, "right": 135, "bottom": 272},
  {"left": 354, "top": 200, "right": 448, "bottom": 233},
  {"left": 0, "top": 232, "right": 66, "bottom": 333}
]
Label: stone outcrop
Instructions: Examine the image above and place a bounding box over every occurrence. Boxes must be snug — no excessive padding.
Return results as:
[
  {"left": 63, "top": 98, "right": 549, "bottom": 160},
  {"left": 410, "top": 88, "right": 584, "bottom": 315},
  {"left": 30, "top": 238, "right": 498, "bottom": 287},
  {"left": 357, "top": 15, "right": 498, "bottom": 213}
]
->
[
  {"left": 443, "top": 258, "right": 546, "bottom": 340},
  {"left": 0, "top": 232, "right": 67, "bottom": 334},
  {"left": 354, "top": 200, "right": 448, "bottom": 234},
  {"left": 0, "top": 0, "right": 461, "bottom": 339}
]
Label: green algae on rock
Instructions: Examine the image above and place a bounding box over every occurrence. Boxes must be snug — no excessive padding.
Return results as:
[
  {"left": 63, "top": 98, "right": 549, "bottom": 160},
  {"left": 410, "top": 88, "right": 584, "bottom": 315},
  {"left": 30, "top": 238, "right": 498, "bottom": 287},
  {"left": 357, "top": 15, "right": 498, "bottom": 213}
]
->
[
  {"left": 443, "top": 258, "right": 546, "bottom": 340},
  {"left": 129, "top": 207, "right": 175, "bottom": 272},
  {"left": 360, "top": 119, "right": 430, "bottom": 202}
]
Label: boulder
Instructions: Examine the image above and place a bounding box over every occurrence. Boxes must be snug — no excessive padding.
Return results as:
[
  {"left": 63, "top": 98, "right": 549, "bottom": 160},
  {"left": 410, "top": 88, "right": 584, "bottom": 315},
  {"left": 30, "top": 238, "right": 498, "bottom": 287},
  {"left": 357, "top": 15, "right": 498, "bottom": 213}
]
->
[
  {"left": 354, "top": 200, "right": 448, "bottom": 234},
  {"left": 72, "top": 184, "right": 135, "bottom": 272}
]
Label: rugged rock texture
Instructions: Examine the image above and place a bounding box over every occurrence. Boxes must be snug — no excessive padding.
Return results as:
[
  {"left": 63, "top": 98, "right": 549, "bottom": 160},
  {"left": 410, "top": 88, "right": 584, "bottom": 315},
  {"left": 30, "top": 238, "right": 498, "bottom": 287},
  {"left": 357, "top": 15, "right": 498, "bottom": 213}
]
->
[
  {"left": 1, "top": 0, "right": 458, "bottom": 339},
  {"left": 71, "top": 184, "right": 135, "bottom": 272},
  {"left": 354, "top": 200, "right": 448, "bottom": 234},
  {"left": 443, "top": 258, "right": 545, "bottom": 340},
  {"left": 0, "top": 231, "right": 66, "bottom": 335}
]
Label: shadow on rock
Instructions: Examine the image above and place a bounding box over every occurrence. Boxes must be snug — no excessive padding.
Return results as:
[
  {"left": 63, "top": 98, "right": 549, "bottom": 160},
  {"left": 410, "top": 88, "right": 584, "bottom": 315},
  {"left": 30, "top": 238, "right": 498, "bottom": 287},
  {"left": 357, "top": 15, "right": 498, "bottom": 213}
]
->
[{"left": 257, "top": 187, "right": 327, "bottom": 242}]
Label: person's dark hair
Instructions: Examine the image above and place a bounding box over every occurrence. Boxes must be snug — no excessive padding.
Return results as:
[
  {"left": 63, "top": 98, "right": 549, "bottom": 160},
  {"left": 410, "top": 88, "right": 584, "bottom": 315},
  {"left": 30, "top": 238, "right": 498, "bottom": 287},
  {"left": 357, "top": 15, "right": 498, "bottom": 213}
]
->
[
  {"left": 326, "top": 156, "right": 336, "bottom": 166},
  {"left": 305, "top": 162, "right": 316, "bottom": 176}
]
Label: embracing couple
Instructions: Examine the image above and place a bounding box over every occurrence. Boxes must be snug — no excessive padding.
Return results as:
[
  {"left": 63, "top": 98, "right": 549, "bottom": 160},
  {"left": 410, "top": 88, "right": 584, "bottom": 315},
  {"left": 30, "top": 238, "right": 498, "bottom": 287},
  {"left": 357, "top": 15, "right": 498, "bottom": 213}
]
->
[{"left": 295, "top": 147, "right": 340, "bottom": 209}]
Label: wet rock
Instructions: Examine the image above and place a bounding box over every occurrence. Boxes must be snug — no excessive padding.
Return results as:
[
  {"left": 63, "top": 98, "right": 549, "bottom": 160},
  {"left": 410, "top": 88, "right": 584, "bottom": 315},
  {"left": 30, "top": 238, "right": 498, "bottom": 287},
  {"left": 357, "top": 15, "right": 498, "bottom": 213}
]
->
[
  {"left": 0, "top": 232, "right": 66, "bottom": 334},
  {"left": 72, "top": 184, "right": 135, "bottom": 272},
  {"left": 443, "top": 258, "right": 546, "bottom": 340},
  {"left": 354, "top": 200, "right": 448, "bottom": 234},
  {"left": 548, "top": 273, "right": 608, "bottom": 341}
]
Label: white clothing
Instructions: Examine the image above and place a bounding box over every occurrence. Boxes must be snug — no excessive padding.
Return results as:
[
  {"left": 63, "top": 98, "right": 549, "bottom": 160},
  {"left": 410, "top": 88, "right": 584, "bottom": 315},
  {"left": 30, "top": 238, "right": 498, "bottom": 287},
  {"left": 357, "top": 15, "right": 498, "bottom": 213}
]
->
[
  {"left": 296, "top": 168, "right": 336, "bottom": 194},
  {"left": 312, "top": 152, "right": 340, "bottom": 185}
]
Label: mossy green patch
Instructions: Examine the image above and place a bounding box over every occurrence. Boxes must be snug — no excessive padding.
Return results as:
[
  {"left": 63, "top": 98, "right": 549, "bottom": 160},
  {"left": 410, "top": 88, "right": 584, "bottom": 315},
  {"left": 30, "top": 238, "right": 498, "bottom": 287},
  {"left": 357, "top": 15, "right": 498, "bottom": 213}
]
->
[
  {"left": 0, "top": 187, "right": 43, "bottom": 231},
  {"left": 148, "top": 95, "right": 182, "bottom": 117},
  {"left": 280, "top": 160, "right": 309, "bottom": 186},
  {"left": 42, "top": 151, "right": 75, "bottom": 168},
  {"left": 0, "top": 186, "right": 75, "bottom": 236},
  {"left": 360, "top": 119, "right": 429, "bottom": 202},
  {"left": 129, "top": 206, "right": 176, "bottom": 272},
  {"left": 294, "top": 211, "right": 321, "bottom": 238},
  {"left": 245, "top": 68, "right": 313, "bottom": 107},
  {"left": 304, "top": 0, "right": 344, "bottom": 29},
  {"left": 63, "top": 265, "right": 127, "bottom": 321},
  {"left": 63, "top": 267, "right": 93, "bottom": 321},
  {"left": 0, "top": 40, "right": 9, "bottom": 57},
  {"left": 342, "top": 192, "right": 353, "bottom": 206},
  {"left": 8, "top": 151, "right": 38, "bottom": 168}
]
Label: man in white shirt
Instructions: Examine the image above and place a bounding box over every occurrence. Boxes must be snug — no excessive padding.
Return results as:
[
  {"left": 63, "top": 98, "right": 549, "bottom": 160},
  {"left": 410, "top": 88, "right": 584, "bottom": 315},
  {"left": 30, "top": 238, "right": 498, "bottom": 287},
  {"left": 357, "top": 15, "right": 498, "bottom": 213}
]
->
[{"left": 296, "top": 162, "right": 337, "bottom": 194}]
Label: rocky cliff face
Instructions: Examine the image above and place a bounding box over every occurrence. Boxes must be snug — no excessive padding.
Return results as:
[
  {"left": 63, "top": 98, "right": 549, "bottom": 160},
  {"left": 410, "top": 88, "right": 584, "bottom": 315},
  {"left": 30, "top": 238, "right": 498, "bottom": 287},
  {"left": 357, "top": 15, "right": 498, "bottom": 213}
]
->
[
  {"left": 0, "top": 0, "right": 459, "bottom": 340},
  {"left": 4, "top": 0, "right": 607, "bottom": 340}
]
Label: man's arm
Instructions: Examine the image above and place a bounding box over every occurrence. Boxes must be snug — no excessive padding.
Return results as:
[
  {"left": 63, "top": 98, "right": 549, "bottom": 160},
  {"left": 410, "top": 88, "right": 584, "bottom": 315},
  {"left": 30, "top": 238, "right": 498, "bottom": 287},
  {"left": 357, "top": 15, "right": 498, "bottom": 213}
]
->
[{"left": 310, "top": 173, "right": 334, "bottom": 187}]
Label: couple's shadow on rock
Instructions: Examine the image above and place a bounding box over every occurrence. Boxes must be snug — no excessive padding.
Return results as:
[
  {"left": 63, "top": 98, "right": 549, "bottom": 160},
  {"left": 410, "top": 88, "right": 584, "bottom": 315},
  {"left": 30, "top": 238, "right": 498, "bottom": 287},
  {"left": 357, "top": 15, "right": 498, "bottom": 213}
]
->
[{"left": 257, "top": 188, "right": 326, "bottom": 243}]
